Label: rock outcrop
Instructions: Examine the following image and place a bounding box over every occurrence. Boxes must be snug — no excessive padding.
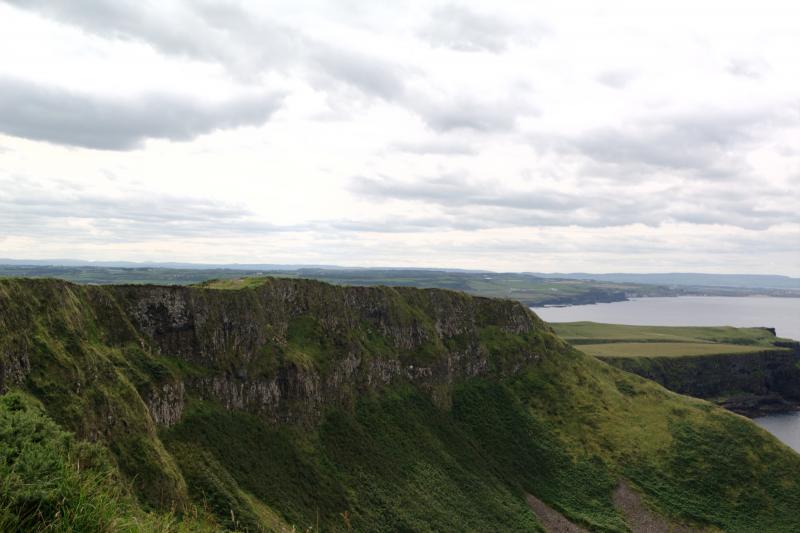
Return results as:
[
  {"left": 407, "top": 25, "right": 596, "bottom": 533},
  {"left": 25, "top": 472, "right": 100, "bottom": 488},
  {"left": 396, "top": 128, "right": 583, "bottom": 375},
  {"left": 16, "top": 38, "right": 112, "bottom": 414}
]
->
[
  {"left": 108, "top": 279, "right": 558, "bottom": 424},
  {"left": 601, "top": 343, "right": 800, "bottom": 416}
]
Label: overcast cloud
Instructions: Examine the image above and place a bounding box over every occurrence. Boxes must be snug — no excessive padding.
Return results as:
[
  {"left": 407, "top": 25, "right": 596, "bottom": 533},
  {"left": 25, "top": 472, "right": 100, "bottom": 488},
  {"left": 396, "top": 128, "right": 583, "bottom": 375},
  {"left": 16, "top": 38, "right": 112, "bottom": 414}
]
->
[
  {"left": 0, "top": 0, "right": 798, "bottom": 274},
  {"left": 0, "top": 77, "right": 282, "bottom": 149}
]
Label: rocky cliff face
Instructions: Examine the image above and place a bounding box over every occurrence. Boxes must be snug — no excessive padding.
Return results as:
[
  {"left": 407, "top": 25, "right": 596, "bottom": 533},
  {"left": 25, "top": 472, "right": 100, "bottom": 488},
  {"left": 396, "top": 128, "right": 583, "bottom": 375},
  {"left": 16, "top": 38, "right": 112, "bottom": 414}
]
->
[
  {"left": 602, "top": 344, "right": 800, "bottom": 416},
  {"left": 0, "top": 277, "right": 560, "bottom": 508},
  {"left": 0, "top": 277, "right": 560, "bottom": 431},
  {"left": 108, "top": 279, "right": 558, "bottom": 424}
]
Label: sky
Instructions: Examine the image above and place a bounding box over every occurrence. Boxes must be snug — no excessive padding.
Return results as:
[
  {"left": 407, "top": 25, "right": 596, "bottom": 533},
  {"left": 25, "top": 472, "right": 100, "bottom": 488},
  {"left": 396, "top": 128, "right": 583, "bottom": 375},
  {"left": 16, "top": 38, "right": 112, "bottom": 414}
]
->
[{"left": 0, "top": 1, "right": 798, "bottom": 275}]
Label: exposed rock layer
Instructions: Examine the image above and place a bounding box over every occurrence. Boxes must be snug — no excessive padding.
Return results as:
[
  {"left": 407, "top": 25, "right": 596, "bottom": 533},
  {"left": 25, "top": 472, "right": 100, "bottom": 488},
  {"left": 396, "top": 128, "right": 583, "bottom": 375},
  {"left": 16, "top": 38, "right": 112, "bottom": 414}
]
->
[
  {"left": 601, "top": 344, "right": 800, "bottom": 416},
  {"left": 107, "top": 279, "right": 554, "bottom": 425}
]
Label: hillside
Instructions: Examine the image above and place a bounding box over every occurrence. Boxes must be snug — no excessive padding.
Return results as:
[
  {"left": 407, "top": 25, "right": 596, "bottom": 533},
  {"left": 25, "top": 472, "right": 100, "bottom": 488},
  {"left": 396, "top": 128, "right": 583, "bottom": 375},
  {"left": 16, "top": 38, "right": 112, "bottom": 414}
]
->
[
  {"left": 552, "top": 322, "right": 800, "bottom": 415},
  {"left": 2, "top": 278, "right": 800, "bottom": 531}
]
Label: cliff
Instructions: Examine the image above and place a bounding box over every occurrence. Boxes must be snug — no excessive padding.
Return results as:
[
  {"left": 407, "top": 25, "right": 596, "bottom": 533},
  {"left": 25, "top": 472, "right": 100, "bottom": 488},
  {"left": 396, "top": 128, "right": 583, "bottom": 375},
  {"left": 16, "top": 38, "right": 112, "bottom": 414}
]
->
[
  {"left": 551, "top": 322, "right": 800, "bottom": 417},
  {"left": 107, "top": 279, "right": 552, "bottom": 424},
  {"left": 601, "top": 345, "right": 800, "bottom": 416},
  {"left": 3, "top": 277, "right": 800, "bottom": 532}
]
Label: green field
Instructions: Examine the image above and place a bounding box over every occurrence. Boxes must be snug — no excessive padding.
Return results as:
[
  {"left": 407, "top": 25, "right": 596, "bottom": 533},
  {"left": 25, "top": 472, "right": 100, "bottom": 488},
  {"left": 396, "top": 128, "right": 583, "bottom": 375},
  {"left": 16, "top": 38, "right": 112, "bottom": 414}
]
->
[
  {"left": 578, "top": 341, "right": 779, "bottom": 358},
  {"left": 552, "top": 322, "right": 785, "bottom": 345},
  {"left": 551, "top": 322, "right": 790, "bottom": 358}
]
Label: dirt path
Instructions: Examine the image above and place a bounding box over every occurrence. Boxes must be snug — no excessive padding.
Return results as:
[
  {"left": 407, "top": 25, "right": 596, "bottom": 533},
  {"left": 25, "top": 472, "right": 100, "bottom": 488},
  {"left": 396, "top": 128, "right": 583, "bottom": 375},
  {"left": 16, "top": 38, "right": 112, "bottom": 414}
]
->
[
  {"left": 527, "top": 483, "right": 703, "bottom": 533},
  {"left": 612, "top": 481, "right": 701, "bottom": 533},
  {"left": 525, "top": 494, "right": 589, "bottom": 533}
]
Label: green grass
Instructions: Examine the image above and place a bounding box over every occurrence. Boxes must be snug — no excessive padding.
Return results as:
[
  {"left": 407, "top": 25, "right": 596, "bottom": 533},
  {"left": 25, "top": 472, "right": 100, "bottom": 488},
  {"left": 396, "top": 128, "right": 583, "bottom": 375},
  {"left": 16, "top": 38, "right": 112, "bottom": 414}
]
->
[
  {"left": 161, "top": 348, "right": 800, "bottom": 532},
  {"left": 0, "top": 279, "right": 190, "bottom": 510},
  {"left": 162, "top": 390, "right": 609, "bottom": 532},
  {"left": 513, "top": 349, "right": 800, "bottom": 532},
  {"left": 579, "top": 341, "right": 779, "bottom": 358},
  {"left": 552, "top": 322, "right": 787, "bottom": 346},
  {"left": 199, "top": 277, "right": 272, "bottom": 291},
  {"left": 551, "top": 322, "right": 791, "bottom": 359},
  {"left": 0, "top": 392, "right": 216, "bottom": 532}
]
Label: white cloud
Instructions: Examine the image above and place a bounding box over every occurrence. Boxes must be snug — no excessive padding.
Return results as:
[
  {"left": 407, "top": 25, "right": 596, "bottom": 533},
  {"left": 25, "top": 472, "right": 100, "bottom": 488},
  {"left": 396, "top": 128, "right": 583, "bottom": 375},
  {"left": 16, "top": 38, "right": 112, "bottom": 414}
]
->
[{"left": 0, "top": 0, "right": 798, "bottom": 274}]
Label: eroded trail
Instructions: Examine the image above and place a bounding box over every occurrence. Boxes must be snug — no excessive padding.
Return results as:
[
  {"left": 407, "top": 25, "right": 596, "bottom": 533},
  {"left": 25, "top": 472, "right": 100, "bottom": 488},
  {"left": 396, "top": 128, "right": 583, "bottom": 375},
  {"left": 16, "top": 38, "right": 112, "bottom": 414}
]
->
[
  {"left": 528, "top": 482, "right": 703, "bottom": 533},
  {"left": 612, "top": 482, "right": 701, "bottom": 533},
  {"left": 525, "top": 494, "right": 589, "bottom": 533}
]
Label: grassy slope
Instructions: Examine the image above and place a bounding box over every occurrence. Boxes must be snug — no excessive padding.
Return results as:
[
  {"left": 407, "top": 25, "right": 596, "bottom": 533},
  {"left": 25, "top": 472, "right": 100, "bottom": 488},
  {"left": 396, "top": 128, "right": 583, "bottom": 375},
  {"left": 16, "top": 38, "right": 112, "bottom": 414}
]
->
[
  {"left": 2, "top": 279, "right": 800, "bottom": 531},
  {"left": 159, "top": 347, "right": 800, "bottom": 532},
  {"left": 515, "top": 350, "right": 800, "bottom": 531},
  {"left": 0, "top": 392, "right": 219, "bottom": 532},
  {"left": 0, "top": 278, "right": 190, "bottom": 508},
  {"left": 165, "top": 288, "right": 800, "bottom": 532}
]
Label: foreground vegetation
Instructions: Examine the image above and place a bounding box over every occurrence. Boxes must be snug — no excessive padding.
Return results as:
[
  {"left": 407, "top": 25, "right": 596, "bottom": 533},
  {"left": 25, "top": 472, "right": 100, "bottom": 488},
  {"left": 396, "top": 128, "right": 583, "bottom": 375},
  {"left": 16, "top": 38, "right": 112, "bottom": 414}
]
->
[
  {"left": 0, "top": 392, "right": 217, "bottom": 532},
  {"left": 2, "top": 278, "right": 800, "bottom": 531}
]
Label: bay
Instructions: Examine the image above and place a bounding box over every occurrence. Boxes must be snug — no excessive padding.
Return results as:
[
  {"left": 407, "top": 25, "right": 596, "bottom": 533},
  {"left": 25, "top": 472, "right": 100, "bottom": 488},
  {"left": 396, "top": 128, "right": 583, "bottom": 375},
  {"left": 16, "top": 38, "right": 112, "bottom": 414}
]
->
[
  {"left": 753, "top": 413, "right": 800, "bottom": 453},
  {"left": 533, "top": 296, "right": 800, "bottom": 341}
]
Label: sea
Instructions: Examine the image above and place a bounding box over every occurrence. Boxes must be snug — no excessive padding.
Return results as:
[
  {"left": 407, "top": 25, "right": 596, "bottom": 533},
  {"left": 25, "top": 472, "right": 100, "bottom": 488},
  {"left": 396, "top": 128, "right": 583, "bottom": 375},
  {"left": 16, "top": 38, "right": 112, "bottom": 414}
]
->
[{"left": 533, "top": 296, "right": 800, "bottom": 453}]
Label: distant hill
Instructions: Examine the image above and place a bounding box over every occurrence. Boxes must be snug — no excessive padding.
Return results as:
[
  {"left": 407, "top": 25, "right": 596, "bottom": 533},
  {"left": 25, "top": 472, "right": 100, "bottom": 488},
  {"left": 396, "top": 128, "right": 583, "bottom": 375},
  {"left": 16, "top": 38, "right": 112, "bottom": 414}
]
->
[
  {"left": 2, "top": 261, "right": 797, "bottom": 303},
  {"left": 530, "top": 272, "right": 800, "bottom": 290},
  {"left": 0, "top": 264, "right": 669, "bottom": 305},
  {"left": 2, "top": 260, "right": 795, "bottom": 290}
]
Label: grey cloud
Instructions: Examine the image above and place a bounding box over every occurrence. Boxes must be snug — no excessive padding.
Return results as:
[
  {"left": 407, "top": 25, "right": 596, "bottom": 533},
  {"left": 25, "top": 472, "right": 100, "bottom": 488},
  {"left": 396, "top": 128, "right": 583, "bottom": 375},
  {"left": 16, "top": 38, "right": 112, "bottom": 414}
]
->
[
  {"left": 349, "top": 175, "right": 644, "bottom": 229},
  {"left": 543, "top": 107, "right": 790, "bottom": 181},
  {"left": 5, "top": 1, "right": 536, "bottom": 136},
  {"left": 310, "top": 47, "right": 408, "bottom": 102},
  {"left": 351, "top": 175, "right": 578, "bottom": 211},
  {"left": 596, "top": 69, "right": 637, "bottom": 89},
  {"left": 4, "top": 0, "right": 404, "bottom": 99},
  {"left": 390, "top": 139, "right": 477, "bottom": 155},
  {"left": 420, "top": 4, "right": 545, "bottom": 53},
  {"left": 0, "top": 176, "right": 303, "bottom": 241},
  {"left": 3, "top": 0, "right": 420, "bottom": 119},
  {"left": 0, "top": 77, "right": 282, "bottom": 150},
  {"left": 727, "top": 57, "right": 770, "bottom": 79},
  {"left": 414, "top": 97, "right": 532, "bottom": 132},
  {"left": 352, "top": 174, "right": 469, "bottom": 204},
  {"left": 328, "top": 215, "right": 486, "bottom": 233},
  {"left": 421, "top": 102, "right": 510, "bottom": 132},
  {"left": 288, "top": 229, "right": 799, "bottom": 272},
  {"left": 3, "top": 0, "right": 301, "bottom": 76},
  {"left": 349, "top": 174, "right": 798, "bottom": 230}
]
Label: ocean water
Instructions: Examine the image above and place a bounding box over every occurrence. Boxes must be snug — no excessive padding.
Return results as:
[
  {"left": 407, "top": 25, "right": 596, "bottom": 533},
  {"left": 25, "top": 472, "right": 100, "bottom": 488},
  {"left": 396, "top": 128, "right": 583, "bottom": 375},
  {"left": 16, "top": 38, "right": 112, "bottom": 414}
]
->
[
  {"left": 533, "top": 296, "right": 800, "bottom": 452},
  {"left": 532, "top": 296, "right": 800, "bottom": 341},
  {"left": 753, "top": 413, "right": 800, "bottom": 453}
]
